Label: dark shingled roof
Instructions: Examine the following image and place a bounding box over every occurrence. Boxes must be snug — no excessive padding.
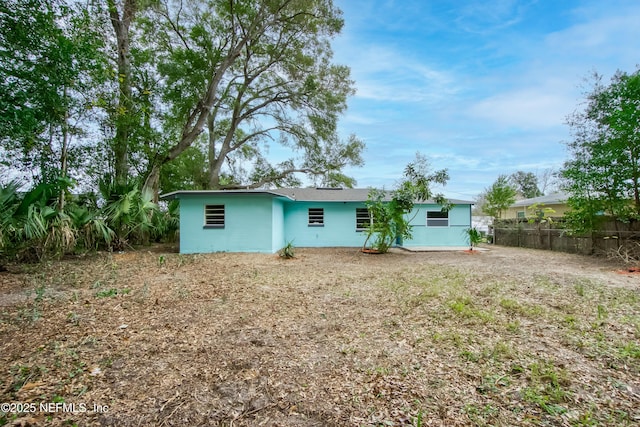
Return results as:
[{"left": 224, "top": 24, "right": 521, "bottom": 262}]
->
[
  {"left": 271, "top": 187, "right": 383, "bottom": 201},
  {"left": 161, "top": 187, "right": 472, "bottom": 204},
  {"left": 160, "top": 189, "right": 285, "bottom": 200}
]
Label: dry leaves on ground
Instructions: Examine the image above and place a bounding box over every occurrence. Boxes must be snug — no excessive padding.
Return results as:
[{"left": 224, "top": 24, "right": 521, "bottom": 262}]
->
[{"left": 0, "top": 245, "right": 639, "bottom": 426}]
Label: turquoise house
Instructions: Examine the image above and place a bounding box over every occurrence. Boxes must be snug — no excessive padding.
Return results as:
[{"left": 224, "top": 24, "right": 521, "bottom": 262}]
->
[{"left": 161, "top": 188, "right": 473, "bottom": 253}]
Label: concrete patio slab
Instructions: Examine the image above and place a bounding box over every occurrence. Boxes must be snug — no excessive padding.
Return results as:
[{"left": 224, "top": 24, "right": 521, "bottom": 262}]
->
[{"left": 398, "top": 246, "right": 490, "bottom": 252}]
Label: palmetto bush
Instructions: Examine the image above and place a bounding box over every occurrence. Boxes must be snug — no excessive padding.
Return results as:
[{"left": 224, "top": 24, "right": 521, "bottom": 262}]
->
[
  {"left": 0, "top": 176, "right": 177, "bottom": 266},
  {"left": 99, "top": 177, "right": 158, "bottom": 250},
  {"left": 0, "top": 180, "right": 21, "bottom": 261},
  {"left": 152, "top": 200, "right": 179, "bottom": 243},
  {"left": 67, "top": 205, "right": 113, "bottom": 251},
  {"left": 43, "top": 209, "right": 76, "bottom": 258},
  {"left": 0, "top": 178, "right": 75, "bottom": 262}
]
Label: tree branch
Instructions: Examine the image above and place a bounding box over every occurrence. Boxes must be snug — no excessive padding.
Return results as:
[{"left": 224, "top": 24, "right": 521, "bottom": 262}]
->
[{"left": 220, "top": 167, "right": 320, "bottom": 189}]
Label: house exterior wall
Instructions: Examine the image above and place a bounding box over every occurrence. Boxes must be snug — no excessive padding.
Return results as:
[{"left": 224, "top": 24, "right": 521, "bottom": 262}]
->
[
  {"left": 282, "top": 201, "right": 472, "bottom": 248},
  {"left": 283, "top": 201, "right": 369, "bottom": 247},
  {"left": 271, "top": 199, "right": 285, "bottom": 252},
  {"left": 175, "top": 193, "right": 473, "bottom": 253},
  {"left": 402, "top": 204, "right": 472, "bottom": 247},
  {"left": 177, "top": 194, "right": 276, "bottom": 253},
  {"left": 505, "top": 203, "right": 570, "bottom": 219}
]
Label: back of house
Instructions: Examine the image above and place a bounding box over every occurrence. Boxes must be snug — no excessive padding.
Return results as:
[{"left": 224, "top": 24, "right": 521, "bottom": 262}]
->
[{"left": 161, "top": 188, "right": 473, "bottom": 253}]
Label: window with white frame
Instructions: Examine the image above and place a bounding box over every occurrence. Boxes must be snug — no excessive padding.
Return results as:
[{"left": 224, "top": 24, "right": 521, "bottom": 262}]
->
[
  {"left": 517, "top": 211, "right": 526, "bottom": 219},
  {"left": 204, "top": 204, "right": 225, "bottom": 227},
  {"left": 308, "top": 208, "right": 324, "bottom": 226},
  {"left": 426, "top": 210, "right": 449, "bottom": 227},
  {"left": 356, "top": 208, "right": 372, "bottom": 231}
]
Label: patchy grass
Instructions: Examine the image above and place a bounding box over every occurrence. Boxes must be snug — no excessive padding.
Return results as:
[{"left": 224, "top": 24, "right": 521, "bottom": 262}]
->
[{"left": 0, "top": 245, "right": 639, "bottom": 426}]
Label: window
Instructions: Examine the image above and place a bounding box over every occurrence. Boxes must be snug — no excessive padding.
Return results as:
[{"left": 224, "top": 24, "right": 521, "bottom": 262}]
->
[
  {"left": 308, "top": 208, "right": 324, "bottom": 226},
  {"left": 427, "top": 210, "right": 449, "bottom": 227},
  {"left": 204, "top": 204, "right": 225, "bottom": 227},
  {"left": 356, "top": 208, "right": 372, "bottom": 231},
  {"left": 517, "top": 211, "right": 526, "bottom": 219}
]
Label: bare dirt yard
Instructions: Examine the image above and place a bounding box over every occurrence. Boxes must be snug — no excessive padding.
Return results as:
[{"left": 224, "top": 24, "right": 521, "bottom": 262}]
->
[{"left": 1, "top": 245, "right": 639, "bottom": 426}]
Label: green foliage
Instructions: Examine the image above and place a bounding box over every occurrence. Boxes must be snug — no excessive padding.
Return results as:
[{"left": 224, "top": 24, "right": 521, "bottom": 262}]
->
[
  {"left": 0, "top": 175, "right": 177, "bottom": 266},
  {"left": 527, "top": 202, "right": 556, "bottom": 223},
  {"left": 467, "top": 227, "right": 482, "bottom": 250},
  {"left": 618, "top": 341, "right": 640, "bottom": 359},
  {"left": 483, "top": 175, "right": 517, "bottom": 219},
  {"left": 0, "top": 0, "right": 107, "bottom": 180},
  {"left": 510, "top": 171, "right": 542, "bottom": 199},
  {"left": 158, "top": 144, "right": 210, "bottom": 193},
  {"left": 279, "top": 241, "right": 296, "bottom": 259},
  {"left": 523, "top": 360, "right": 571, "bottom": 416},
  {"left": 66, "top": 205, "right": 113, "bottom": 251},
  {"left": 98, "top": 179, "right": 178, "bottom": 249},
  {"left": 362, "top": 189, "right": 397, "bottom": 253},
  {"left": 138, "top": 0, "right": 362, "bottom": 193},
  {"left": 95, "top": 286, "right": 130, "bottom": 298},
  {"left": 152, "top": 200, "right": 180, "bottom": 243},
  {"left": 0, "top": 180, "right": 20, "bottom": 251},
  {"left": 561, "top": 68, "right": 640, "bottom": 233},
  {"left": 363, "top": 154, "right": 449, "bottom": 253},
  {"left": 0, "top": 176, "right": 76, "bottom": 262},
  {"left": 1, "top": 0, "right": 361, "bottom": 200}
]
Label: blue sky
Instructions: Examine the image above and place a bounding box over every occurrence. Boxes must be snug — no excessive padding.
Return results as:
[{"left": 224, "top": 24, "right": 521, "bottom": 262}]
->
[{"left": 332, "top": 0, "right": 640, "bottom": 199}]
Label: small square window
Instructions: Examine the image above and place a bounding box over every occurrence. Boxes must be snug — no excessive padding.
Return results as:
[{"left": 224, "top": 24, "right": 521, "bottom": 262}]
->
[
  {"left": 427, "top": 210, "right": 449, "bottom": 227},
  {"left": 204, "top": 204, "right": 225, "bottom": 227},
  {"left": 308, "top": 208, "right": 324, "bottom": 226},
  {"left": 517, "top": 211, "right": 526, "bottom": 219}
]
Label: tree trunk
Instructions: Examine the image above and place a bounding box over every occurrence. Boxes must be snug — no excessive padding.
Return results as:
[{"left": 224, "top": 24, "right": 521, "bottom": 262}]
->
[
  {"left": 207, "top": 112, "right": 217, "bottom": 188},
  {"left": 59, "top": 86, "right": 70, "bottom": 210},
  {"left": 208, "top": 118, "right": 237, "bottom": 189},
  {"left": 207, "top": 108, "right": 229, "bottom": 190},
  {"left": 631, "top": 150, "right": 640, "bottom": 215},
  {"left": 108, "top": 0, "right": 137, "bottom": 186},
  {"left": 143, "top": 163, "right": 160, "bottom": 203}
]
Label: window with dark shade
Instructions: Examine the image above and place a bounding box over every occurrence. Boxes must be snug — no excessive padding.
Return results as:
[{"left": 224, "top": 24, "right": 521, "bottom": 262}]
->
[
  {"left": 427, "top": 210, "right": 449, "bottom": 227},
  {"left": 204, "top": 205, "right": 225, "bottom": 227},
  {"left": 308, "top": 208, "right": 324, "bottom": 226}
]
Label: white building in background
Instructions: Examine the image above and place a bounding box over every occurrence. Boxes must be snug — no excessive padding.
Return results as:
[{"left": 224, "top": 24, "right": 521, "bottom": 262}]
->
[{"left": 472, "top": 215, "right": 493, "bottom": 235}]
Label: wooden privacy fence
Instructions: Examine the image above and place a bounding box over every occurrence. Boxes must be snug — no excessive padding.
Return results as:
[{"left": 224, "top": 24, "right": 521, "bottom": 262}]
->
[{"left": 493, "top": 218, "right": 640, "bottom": 256}]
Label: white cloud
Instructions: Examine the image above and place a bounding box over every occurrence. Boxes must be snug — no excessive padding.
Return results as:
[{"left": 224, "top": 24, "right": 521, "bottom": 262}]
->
[
  {"left": 335, "top": 43, "right": 460, "bottom": 104},
  {"left": 465, "top": 1, "right": 640, "bottom": 131},
  {"left": 453, "top": 0, "right": 533, "bottom": 35},
  {"left": 332, "top": 0, "right": 640, "bottom": 196},
  {"left": 467, "top": 87, "right": 573, "bottom": 130},
  {"left": 547, "top": 3, "right": 640, "bottom": 54},
  {"left": 341, "top": 112, "right": 376, "bottom": 126}
]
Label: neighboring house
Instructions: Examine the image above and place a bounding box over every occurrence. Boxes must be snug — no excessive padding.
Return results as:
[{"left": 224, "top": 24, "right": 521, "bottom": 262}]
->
[
  {"left": 161, "top": 187, "right": 473, "bottom": 253},
  {"left": 504, "top": 192, "right": 570, "bottom": 219}
]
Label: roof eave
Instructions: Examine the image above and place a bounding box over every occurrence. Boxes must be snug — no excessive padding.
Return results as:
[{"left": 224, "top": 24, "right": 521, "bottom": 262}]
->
[{"left": 159, "top": 190, "right": 294, "bottom": 201}]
